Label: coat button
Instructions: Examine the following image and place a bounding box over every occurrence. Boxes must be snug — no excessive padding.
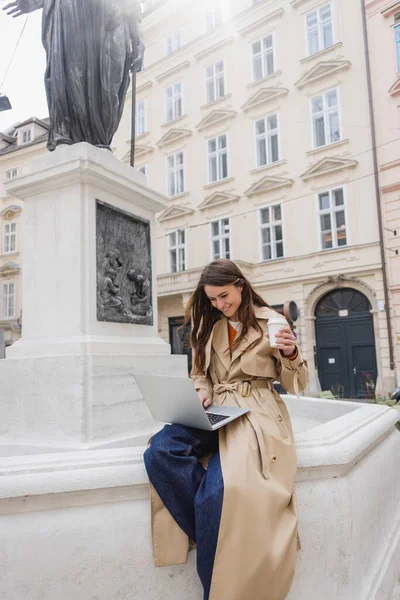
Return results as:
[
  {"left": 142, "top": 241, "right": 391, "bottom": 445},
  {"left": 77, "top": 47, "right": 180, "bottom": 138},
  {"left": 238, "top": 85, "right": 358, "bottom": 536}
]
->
[
  {"left": 270, "top": 455, "right": 277, "bottom": 463},
  {"left": 278, "top": 415, "right": 283, "bottom": 422}
]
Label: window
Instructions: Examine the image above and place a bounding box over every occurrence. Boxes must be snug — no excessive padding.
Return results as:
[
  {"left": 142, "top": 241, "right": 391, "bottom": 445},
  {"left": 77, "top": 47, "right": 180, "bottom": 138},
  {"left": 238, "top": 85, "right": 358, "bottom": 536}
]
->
[
  {"left": 165, "top": 31, "right": 181, "bottom": 56},
  {"left": 311, "top": 88, "right": 340, "bottom": 148},
  {"left": 211, "top": 218, "right": 230, "bottom": 259},
  {"left": 318, "top": 187, "right": 347, "bottom": 249},
  {"left": 167, "top": 151, "right": 184, "bottom": 197},
  {"left": 1, "top": 282, "right": 15, "bottom": 318},
  {"left": 255, "top": 114, "right": 279, "bottom": 167},
  {"left": 165, "top": 81, "right": 183, "bottom": 122},
  {"left": 18, "top": 129, "right": 32, "bottom": 145},
  {"left": 206, "top": 61, "right": 225, "bottom": 103},
  {"left": 135, "top": 100, "right": 146, "bottom": 137},
  {"left": 260, "top": 205, "right": 284, "bottom": 260},
  {"left": 169, "top": 229, "right": 186, "bottom": 272},
  {"left": 395, "top": 23, "right": 400, "bottom": 71},
  {"left": 138, "top": 165, "right": 147, "bottom": 176},
  {"left": 3, "top": 222, "right": 16, "bottom": 254},
  {"left": 252, "top": 34, "right": 275, "bottom": 81},
  {"left": 206, "top": 6, "right": 222, "bottom": 32},
  {"left": 208, "top": 134, "right": 228, "bottom": 183},
  {"left": 306, "top": 3, "right": 333, "bottom": 56},
  {"left": 5, "top": 168, "right": 19, "bottom": 180}
]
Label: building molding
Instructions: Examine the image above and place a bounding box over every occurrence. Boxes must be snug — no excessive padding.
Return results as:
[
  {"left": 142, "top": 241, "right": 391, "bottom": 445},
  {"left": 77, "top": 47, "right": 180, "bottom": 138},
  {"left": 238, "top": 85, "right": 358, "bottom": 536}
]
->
[
  {"left": 381, "top": 1, "right": 400, "bottom": 17},
  {"left": 295, "top": 60, "right": 351, "bottom": 89},
  {"left": 381, "top": 182, "right": 400, "bottom": 194},
  {"left": 0, "top": 262, "right": 20, "bottom": 277},
  {"left": 196, "top": 109, "right": 237, "bottom": 131},
  {"left": 241, "top": 87, "right": 289, "bottom": 112},
  {"left": 305, "top": 274, "right": 377, "bottom": 310},
  {"left": 238, "top": 8, "right": 285, "bottom": 37},
  {"left": 245, "top": 175, "right": 294, "bottom": 196},
  {"left": 0, "top": 205, "right": 22, "bottom": 220},
  {"left": 300, "top": 42, "right": 344, "bottom": 64},
  {"left": 388, "top": 77, "right": 400, "bottom": 96},
  {"left": 156, "top": 128, "right": 192, "bottom": 147},
  {"left": 301, "top": 156, "right": 358, "bottom": 180},
  {"left": 198, "top": 191, "right": 240, "bottom": 210},
  {"left": 136, "top": 80, "right": 153, "bottom": 94},
  {"left": 155, "top": 60, "right": 190, "bottom": 83},
  {"left": 194, "top": 37, "right": 235, "bottom": 61},
  {"left": 157, "top": 204, "right": 194, "bottom": 222}
]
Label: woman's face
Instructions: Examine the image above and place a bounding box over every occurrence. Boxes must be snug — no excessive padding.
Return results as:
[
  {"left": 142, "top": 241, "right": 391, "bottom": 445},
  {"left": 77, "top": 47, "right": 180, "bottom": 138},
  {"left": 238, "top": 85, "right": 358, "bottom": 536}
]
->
[{"left": 204, "top": 284, "right": 242, "bottom": 321}]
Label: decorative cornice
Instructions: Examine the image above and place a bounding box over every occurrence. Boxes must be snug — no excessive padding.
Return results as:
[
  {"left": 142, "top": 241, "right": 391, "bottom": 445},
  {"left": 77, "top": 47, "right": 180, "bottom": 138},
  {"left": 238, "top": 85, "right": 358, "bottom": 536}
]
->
[
  {"left": 121, "top": 144, "right": 154, "bottom": 163},
  {"left": 196, "top": 109, "right": 237, "bottom": 131},
  {"left": 388, "top": 77, "right": 400, "bottom": 96},
  {"left": 0, "top": 261, "right": 20, "bottom": 276},
  {"left": 295, "top": 60, "right": 351, "bottom": 89},
  {"left": 290, "top": 0, "right": 312, "bottom": 7},
  {"left": 247, "top": 70, "right": 283, "bottom": 89},
  {"left": 301, "top": 157, "right": 358, "bottom": 180},
  {"left": 194, "top": 37, "right": 235, "bottom": 61},
  {"left": 157, "top": 204, "right": 194, "bottom": 222},
  {"left": 134, "top": 144, "right": 154, "bottom": 159},
  {"left": 381, "top": 158, "right": 400, "bottom": 171},
  {"left": 245, "top": 175, "right": 294, "bottom": 196},
  {"left": 156, "top": 128, "right": 192, "bottom": 148},
  {"left": 381, "top": 182, "right": 400, "bottom": 194},
  {"left": 155, "top": 61, "right": 190, "bottom": 83},
  {"left": 241, "top": 87, "right": 289, "bottom": 112},
  {"left": 300, "top": 42, "right": 344, "bottom": 64},
  {"left": 0, "top": 205, "right": 22, "bottom": 220},
  {"left": 136, "top": 81, "right": 153, "bottom": 94},
  {"left": 238, "top": 8, "right": 284, "bottom": 37},
  {"left": 381, "top": 1, "right": 400, "bottom": 17},
  {"left": 198, "top": 191, "right": 240, "bottom": 210}
]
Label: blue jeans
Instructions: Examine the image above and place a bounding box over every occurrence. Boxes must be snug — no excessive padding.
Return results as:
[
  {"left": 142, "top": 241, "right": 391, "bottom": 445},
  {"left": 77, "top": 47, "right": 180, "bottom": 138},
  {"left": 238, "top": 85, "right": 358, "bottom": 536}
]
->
[{"left": 144, "top": 424, "right": 224, "bottom": 600}]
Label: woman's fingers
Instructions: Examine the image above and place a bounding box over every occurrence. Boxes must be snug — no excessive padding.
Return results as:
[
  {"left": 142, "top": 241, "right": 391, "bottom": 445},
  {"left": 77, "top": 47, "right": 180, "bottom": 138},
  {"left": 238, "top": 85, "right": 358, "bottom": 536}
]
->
[{"left": 198, "top": 394, "right": 211, "bottom": 408}]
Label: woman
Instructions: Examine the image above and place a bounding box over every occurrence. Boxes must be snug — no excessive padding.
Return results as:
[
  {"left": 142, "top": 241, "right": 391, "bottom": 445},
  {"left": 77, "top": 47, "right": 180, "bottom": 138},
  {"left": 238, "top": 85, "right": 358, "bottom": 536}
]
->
[{"left": 144, "top": 259, "right": 308, "bottom": 600}]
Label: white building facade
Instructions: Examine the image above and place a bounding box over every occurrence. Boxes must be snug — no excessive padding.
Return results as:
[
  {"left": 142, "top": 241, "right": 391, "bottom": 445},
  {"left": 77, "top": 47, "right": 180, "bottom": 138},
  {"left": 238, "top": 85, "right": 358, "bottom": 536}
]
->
[{"left": 112, "top": 0, "right": 398, "bottom": 397}]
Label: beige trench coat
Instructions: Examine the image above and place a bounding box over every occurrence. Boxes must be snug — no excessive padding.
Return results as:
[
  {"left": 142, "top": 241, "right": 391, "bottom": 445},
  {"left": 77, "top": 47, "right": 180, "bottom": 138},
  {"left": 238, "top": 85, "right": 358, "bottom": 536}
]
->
[{"left": 149, "top": 307, "right": 309, "bottom": 600}]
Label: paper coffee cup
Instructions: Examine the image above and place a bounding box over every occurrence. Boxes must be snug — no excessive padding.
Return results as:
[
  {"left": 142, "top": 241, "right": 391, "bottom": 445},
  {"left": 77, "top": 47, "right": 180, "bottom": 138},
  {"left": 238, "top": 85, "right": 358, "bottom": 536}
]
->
[{"left": 268, "top": 317, "right": 287, "bottom": 348}]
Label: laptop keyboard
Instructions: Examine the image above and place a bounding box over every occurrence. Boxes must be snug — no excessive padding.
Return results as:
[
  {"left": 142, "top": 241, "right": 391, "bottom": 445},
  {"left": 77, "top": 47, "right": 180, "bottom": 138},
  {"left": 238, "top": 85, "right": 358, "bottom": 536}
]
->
[{"left": 207, "top": 413, "right": 230, "bottom": 426}]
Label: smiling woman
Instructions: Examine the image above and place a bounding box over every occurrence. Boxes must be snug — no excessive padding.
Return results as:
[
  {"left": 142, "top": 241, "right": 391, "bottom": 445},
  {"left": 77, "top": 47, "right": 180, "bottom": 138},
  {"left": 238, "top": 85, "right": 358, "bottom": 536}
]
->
[{"left": 144, "top": 258, "right": 309, "bottom": 600}]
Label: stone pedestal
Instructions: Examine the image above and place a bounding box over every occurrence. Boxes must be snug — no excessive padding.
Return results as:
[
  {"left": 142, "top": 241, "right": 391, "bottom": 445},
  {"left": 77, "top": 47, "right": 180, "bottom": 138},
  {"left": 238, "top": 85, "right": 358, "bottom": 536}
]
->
[
  {"left": 0, "top": 399, "right": 399, "bottom": 600},
  {"left": 0, "top": 143, "right": 187, "bottom": 448}
]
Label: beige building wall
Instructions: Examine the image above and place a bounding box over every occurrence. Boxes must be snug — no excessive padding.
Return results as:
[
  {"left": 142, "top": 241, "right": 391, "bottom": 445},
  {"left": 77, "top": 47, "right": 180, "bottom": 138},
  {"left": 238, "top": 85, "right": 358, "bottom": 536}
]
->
[
  {"left": 365, "top": 0, "right": 400, "bottom": 386},
  {"left": 0, "top": 120, "right": 48, "bottom": 346},
  {"left": 113, "top": 0, "right": 396, "bottom": 396}
]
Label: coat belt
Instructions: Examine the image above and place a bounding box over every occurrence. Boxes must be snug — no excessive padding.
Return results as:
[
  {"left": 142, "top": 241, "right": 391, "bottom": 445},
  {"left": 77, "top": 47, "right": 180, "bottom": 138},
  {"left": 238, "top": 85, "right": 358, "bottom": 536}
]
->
[{"left": 213, "top": 380, "right": 274, "bottom": 480}]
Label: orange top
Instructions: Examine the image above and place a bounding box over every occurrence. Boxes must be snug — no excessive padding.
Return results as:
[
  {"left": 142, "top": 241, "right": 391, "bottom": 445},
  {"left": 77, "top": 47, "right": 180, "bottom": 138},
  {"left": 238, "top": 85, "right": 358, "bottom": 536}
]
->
[{"left": 228, "top": 322, "right": 237, "bottom": 348}]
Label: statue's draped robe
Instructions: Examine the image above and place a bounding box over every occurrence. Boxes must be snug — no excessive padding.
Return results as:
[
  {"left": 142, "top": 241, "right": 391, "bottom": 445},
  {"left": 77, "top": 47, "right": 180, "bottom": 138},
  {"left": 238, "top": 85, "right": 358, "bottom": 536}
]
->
[{"left": 37, "top": 0, "right": 132, "bottom": 150}]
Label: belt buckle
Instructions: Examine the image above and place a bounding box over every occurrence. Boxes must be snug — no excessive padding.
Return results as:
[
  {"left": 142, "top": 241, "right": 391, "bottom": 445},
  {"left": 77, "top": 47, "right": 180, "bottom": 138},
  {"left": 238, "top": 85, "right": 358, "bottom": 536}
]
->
[{"left": 240, "top": 381, "right": 251, "bottom": 398}]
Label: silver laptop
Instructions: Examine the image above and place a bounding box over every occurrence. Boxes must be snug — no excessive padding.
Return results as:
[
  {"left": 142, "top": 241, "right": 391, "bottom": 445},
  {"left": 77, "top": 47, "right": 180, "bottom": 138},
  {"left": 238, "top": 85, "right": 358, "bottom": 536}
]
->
[{"left": 135, "top": 374, "right": 249, "bottom": 431}]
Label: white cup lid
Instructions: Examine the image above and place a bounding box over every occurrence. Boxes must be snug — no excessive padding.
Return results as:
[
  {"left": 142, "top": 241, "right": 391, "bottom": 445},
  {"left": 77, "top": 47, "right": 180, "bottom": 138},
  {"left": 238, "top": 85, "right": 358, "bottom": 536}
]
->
[{"left": 268, "top": 317, "right": 287, "bottom": 325}]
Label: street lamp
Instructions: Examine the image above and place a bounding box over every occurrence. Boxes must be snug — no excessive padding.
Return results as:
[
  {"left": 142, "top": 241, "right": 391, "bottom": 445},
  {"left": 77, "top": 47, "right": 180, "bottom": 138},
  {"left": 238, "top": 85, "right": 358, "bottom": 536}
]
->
[{"left": 0, "top": 95, "right": 12, "bottom": 112}]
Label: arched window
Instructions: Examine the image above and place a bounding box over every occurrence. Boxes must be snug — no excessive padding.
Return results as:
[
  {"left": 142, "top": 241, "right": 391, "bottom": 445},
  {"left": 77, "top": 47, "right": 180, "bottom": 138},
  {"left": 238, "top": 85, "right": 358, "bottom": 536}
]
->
[{"left": 316, "top": 288, "right": 371, "bottom": 317}]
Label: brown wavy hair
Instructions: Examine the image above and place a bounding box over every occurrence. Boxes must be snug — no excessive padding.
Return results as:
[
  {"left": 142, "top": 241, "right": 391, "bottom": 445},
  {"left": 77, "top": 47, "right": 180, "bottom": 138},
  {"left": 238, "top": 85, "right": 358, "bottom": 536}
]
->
[{"left": 182, "top": 259, "right": 271, "bottom": 373}]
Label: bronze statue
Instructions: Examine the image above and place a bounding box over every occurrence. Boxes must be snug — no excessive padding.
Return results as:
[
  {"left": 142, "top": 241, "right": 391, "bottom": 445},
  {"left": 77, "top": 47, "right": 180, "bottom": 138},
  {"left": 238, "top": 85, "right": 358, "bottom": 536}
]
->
[{"left": 3, "top": 0, "right": 144, "bottom": 151}]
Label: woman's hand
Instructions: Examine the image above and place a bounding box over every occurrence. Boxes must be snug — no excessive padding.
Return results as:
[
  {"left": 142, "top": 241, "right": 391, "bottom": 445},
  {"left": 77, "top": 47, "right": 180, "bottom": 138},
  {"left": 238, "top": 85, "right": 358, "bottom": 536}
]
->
[
  {"left": 198, "top": 393, "right": 211, "bottom": 409},
  {"left": 267, "top": 326, "right": 297, "bottom": 356}
]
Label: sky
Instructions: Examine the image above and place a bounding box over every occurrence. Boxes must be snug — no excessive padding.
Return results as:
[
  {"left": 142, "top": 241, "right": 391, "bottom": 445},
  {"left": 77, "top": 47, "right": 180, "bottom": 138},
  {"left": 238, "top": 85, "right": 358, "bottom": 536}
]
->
[{"left": 0, "top": 2, "right": 47, "bottom": 132}]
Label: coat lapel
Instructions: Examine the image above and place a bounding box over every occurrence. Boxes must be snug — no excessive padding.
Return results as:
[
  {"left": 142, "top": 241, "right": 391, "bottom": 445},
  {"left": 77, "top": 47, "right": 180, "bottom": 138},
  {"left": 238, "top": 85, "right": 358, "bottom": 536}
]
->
[
  {"left": 231, "top": 306, "right": 276, "bottom": 363},
  {"left": 212, "top": 318, "right": 231, "bottom": 373},
  {"left": 231, "top": 324, "right": 262, "bottom": 363}
]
